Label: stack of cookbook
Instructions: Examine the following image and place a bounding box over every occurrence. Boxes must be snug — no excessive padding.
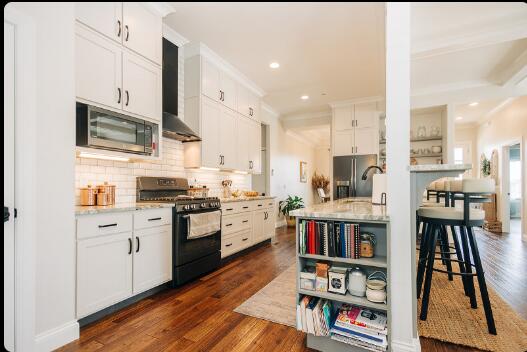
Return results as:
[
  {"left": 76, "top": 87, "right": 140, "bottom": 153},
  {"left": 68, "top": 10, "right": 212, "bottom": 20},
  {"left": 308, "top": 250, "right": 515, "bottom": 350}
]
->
[{"left": 330, "top": 304, "right": 388, "bottom": 352}]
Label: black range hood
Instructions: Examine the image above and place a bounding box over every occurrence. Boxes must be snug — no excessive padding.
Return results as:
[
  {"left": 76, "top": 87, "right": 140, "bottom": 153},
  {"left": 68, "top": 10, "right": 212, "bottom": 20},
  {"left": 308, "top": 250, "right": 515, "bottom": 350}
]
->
[{"left": 162, "top": 38, "right": 201, "bottom": 142}]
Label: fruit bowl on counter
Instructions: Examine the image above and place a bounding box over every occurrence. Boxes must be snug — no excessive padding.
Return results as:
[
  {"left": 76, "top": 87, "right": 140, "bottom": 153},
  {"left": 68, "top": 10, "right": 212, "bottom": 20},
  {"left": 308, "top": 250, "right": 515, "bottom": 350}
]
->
[{"left": 243, "top": 191, "right": 259, "bottom": 197}]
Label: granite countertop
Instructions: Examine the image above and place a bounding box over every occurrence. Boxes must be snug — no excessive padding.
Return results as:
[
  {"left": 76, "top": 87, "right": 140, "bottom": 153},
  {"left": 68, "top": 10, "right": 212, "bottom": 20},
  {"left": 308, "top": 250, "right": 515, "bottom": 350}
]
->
[
  {"left": 290, "top": 198, "right": 389, "bottom": 222},
  {"left": 220, "top": 196, "right": 276, "bottom": 203},
  {"left": 75, "top": 202, "right": 174, "bottom": 216},
  {"left": 409, "top": 163, "right": 471, "bottom": 173}
]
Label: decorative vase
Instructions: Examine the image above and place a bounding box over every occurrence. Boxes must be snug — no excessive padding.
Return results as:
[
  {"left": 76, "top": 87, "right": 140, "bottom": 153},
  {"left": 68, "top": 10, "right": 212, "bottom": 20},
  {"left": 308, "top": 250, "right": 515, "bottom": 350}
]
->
[{"left": 286, "top": 215, "right": 296, "bottom": 227}]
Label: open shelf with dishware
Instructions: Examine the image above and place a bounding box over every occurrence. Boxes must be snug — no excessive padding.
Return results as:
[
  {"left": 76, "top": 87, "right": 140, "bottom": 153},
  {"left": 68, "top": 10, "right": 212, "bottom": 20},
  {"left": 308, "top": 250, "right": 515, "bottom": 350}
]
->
[{"left": 296, "top": 217, "right": 390, "bottom": 352}]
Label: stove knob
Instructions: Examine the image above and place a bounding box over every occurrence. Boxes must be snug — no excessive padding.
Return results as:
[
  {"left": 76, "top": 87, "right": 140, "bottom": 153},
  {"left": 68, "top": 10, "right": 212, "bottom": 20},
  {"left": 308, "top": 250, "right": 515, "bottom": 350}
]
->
[
  {"left": 201, "top": 203, "right": 207, "bottom": 208},
  {"left": 191, "top": 204, "right": 197, "bottom": 210},
  {"left": 184, "top": 205, "right": 190, "bottom": 211}
]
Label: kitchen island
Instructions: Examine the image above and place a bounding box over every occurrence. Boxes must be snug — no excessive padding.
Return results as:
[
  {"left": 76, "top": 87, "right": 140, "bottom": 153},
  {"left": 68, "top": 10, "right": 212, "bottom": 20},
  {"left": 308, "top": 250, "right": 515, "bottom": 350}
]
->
[{"left": 291, "top": 198, "right": 390, "bottom": 352}]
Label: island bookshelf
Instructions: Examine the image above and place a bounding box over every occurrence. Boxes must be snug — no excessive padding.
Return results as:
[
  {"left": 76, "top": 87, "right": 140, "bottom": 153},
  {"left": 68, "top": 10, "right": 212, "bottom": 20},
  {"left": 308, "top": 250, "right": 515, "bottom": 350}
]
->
[{"left": 295, "top": 216, "right": 391, "bottom": 352}]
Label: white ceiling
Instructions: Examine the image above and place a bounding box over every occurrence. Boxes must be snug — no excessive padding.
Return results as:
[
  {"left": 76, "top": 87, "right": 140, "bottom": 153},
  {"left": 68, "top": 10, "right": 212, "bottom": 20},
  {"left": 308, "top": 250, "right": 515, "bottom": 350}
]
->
[
  {"left": 165, "top": 2, "right": 385, "bottom": 115},
  {"left": 164, "top": 2, "right": 527, "bottom": 141},
  {"left": 290, "top": 125, "right": 331, "bottom": 147},
  {"left": 454, "top": 98, "right": 512, "bottom": 126}
]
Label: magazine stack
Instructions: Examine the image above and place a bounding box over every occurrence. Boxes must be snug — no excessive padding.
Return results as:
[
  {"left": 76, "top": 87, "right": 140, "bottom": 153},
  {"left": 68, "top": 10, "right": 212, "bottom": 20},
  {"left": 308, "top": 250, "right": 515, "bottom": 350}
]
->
[{"left": 330, "top": 304, "right": 388, "bottom": 352}]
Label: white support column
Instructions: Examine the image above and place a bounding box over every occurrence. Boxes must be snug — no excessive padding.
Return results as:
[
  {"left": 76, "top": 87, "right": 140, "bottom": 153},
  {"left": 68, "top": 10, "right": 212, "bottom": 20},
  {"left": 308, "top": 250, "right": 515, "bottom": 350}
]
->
[
  {"left": 444, "top": 104, "right": 455, "bottom": 163},
  {"left": 386, "top": 3, "right": 420, "bottom": 352}
]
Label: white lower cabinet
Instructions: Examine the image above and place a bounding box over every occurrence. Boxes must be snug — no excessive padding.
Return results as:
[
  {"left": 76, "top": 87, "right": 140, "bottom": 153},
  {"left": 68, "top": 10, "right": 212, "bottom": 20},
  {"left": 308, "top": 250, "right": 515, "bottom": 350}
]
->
[
  {"left": 77, "top": 232, "right": 133, "bottom": 318},
  {"left": 220, "top": 199, "right": 275, "bottom": 259},
  {"left": 76, "top": 208, "right": 172, "bottom": 319},
  {"left": 132, "top": 225, "right": 172, "bottom": 295}
]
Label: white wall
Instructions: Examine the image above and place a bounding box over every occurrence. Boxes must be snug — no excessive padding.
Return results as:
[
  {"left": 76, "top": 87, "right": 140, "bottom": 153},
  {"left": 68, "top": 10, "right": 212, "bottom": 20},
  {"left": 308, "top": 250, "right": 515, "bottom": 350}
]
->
[
  {"left": 455, "top": 125, "right": 478, "bottom": 176},
  {"left": 260, "top": 106, "right": 317, "bottom": 224},
  {"left": 314, "top": 146, "right": 331, "bottom": 177},
  {"left": 9, "top": 2, "right": 79, "bottom": 350},
  {"left": 476, "top": 96, "right": 527, "bottom": 238}
]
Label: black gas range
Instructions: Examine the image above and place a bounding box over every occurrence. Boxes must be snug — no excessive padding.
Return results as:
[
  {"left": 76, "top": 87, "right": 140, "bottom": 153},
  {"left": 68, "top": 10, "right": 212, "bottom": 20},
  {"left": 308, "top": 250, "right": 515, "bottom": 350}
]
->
[{"left": 136, "top": 177, "right": 221, "bottom": 286}]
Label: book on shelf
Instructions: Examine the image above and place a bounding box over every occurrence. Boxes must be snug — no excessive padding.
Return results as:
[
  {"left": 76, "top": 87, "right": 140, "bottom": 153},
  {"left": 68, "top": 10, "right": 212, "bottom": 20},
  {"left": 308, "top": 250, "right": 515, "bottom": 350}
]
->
[
  {"left": 298, "top": 220, "right": 362, "bottom": 259},
  {"left": 335, "top": 304, "right": 387, "bottom": 332},
  {"left": 297, "top": 296, "right": 334, "bottom": 337}
]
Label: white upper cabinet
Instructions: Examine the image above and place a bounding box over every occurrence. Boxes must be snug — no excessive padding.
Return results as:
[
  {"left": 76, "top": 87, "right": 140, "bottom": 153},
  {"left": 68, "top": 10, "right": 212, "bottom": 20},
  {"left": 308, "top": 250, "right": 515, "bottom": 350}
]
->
[
  {"left": 236, "top": 114, "right": 251, "bottom": 171},
  {"left": 122, "top": 52, "right": 162, "bottom": 121},
  {"left": 75, "top": 2, "right": 123, "bottom": 43},
  {"left": 75, "top": 24, "right": 123, "bottom": 110},
  {"left": 354, "top": 102, "right": 378, "bottom": 129},
  {"left": 201, "top": 97, "right": 222, "bottom": 168},
  {"left": 354, "top": 128, "right": 378, "bottom": 155},
  {"left": 334, "top": 106, "right": 354, "bottom": 131},
  {"left": 333, "top": 130, "right": 354, "bottom": 156},
  {"left": 202, "top": 58, "right": 221, "bottom": 101},
  {"left": 248, "top": 119, "right": 262, "bottom": 174},
  {"left": 247, "top": 91, "right": 260, "bottom": 121},
  {"left": 219, "top": 72, "right": 237, "bottom": 111},
  {"left": 236, "top": 84, "right": 250, "bottom": 118},
  {"left": 219, "top": 106, "right": 238, "bottom": 169},
  {"left": 122, "top": 3, "right": 162, "bottom": 65}
]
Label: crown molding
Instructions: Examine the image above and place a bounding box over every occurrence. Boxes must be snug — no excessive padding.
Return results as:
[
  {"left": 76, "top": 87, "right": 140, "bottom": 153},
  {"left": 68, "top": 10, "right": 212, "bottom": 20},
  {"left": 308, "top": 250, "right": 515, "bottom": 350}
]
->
[
  {"left": 143, "top": 2, "right": 176, "bottom": 18},
  {"left": 163, "top": 24, "right": 189, "bottom": 47},
  {"left": 184, "top": 42, "right": 266, "bottom": 97},
  {"left": 261, "top": 103, "right": 280, "bottom": 118},
  {"left": 329, "top": 95, "right": 384, "bottom": 108}
]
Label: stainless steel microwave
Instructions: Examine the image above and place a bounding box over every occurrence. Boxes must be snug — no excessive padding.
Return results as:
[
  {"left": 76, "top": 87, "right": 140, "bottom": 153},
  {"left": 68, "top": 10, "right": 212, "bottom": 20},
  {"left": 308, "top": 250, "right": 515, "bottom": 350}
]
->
[{"left": 76, "top": 104, "right": 159, "bottom": 156}]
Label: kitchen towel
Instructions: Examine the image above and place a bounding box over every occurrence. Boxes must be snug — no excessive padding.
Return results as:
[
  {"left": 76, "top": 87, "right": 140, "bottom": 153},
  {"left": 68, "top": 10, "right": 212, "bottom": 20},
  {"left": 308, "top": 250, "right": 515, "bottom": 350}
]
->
[{"left": 188, "top": 210, "right": 221, "bottom": 239}]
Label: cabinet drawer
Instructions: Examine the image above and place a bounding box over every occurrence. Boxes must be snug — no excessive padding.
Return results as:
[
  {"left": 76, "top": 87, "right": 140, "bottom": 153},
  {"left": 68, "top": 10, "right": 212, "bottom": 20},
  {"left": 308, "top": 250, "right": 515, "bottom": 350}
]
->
[
  {"left": 77, "top": 212, "right": 133, "bottom": 239},
  {"left": 222, "top": 213, "right": 251, "bottom": 236},
  {"left": 134, "top": 208, "right": 172, "bottom": 230},
  {"left": 221, "top": 201, "right": 251, "bottom": 215},
  {"left": 250, "top": 199, "right": 275, "bottom": 211},
  {"left": 221, "top": 230, "right": 252, "bottom": 258}
]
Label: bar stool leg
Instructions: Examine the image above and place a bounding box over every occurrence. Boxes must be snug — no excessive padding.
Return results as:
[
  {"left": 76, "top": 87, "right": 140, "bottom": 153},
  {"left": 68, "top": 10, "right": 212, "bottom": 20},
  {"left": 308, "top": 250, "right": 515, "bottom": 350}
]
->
[
  {"left": 460, "top": 226, "right": 478, "bottom": 308},
  {"left": 466, "top": 227, "right": 497, "bottom": 335},
  {"left": 420, "top": 224, "right": 438, "bottom": 321},
  {"left": 417, "top": 221, "right": 431, "bottom": 298},
  {"left": 450, "top": 226, "right": 469, "bottom": 296},
  {"left": 439, "top": 226, "right": 454, "bottom": 281}
]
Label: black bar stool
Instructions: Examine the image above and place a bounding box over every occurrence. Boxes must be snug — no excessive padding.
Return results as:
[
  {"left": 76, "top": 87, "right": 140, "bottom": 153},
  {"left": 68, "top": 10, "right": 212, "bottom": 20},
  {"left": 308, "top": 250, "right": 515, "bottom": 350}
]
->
[{"left": 416, "top": 178, "right": 496, "bottom": 335}]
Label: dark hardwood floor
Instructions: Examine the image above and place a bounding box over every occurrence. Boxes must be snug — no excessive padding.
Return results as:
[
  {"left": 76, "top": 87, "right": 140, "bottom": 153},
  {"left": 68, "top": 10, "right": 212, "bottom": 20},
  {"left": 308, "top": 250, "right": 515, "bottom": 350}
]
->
[{"left": 58, "top": 223, "right": 526, "bottom": 352}]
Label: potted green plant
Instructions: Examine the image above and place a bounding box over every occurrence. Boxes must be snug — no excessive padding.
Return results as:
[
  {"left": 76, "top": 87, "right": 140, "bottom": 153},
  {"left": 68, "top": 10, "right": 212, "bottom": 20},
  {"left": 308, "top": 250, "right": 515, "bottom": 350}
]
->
[{"left": 279, "top": 195, "right": 304, "bottom": 227}]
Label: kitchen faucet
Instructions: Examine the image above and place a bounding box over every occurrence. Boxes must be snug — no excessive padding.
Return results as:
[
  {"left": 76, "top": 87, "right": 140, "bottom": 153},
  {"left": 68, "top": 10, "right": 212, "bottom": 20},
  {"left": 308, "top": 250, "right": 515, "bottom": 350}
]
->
[{"left": 361, "top": 165, "right": 384, "bottom": 180}]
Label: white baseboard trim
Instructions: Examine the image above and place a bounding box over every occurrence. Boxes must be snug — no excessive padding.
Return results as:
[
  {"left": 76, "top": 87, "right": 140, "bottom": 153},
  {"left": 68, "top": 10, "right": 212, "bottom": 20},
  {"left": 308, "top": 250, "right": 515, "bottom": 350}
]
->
[
  {"left": 275, "top": 219, "right": 287, "bottom": 228},
  {"left": 391, "top": 337, "right": 421, "bottom": 352},
  {"left": 35, "top": 320, "right": 79, "bottom": 352}
]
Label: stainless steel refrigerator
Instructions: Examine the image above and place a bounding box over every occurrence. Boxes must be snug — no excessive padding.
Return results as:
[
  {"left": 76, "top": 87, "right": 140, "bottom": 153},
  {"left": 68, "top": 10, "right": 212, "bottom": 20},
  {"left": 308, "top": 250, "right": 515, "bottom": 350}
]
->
[{"left": 333, "top": 154, "right": 378, "bottom": 199}]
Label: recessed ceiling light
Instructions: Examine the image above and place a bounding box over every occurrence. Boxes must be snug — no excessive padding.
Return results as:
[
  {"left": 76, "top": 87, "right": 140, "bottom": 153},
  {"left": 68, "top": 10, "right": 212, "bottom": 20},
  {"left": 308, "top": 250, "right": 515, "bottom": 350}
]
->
[
  {"left": 301, "top": 95, "right": 309, "bottom": 100},
  {"left": 456, "top": 116, "right": 463, "bottom": 120},
  {"left": 469, "top": 102, "right": 479, "bottom": 107},
  {"left": 269, "top": 62, "right": 280, "bottom": 69}
]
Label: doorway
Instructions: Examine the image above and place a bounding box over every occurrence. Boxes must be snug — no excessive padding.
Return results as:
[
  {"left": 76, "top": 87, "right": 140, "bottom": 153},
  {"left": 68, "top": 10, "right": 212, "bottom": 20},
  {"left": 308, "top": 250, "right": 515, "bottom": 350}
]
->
[
  {"left": 252, "top": 123, "right": 270, "bottom": 196},
  {"left": 502, "top": 142, "right": 523, "bottom": 236}
]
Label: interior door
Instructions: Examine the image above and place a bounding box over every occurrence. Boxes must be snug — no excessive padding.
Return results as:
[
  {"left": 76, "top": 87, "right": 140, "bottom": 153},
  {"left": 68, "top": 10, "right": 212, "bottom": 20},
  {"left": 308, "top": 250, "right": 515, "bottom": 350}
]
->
[
  {"left": 4, "top": 20, "right": 15, "bottom": 352},
  {"left": 133, "top": 226, "right": 172, "bottom": 295},
  {"left": 219, "top": 105, "right": 237, "bottom": 169},
  {"left": 122, "top": 51, "right": 162, "bottom": 121},
  {"left": 75, "top": 2, "right": 123, "bottom": 43},
  {"left": 75, "top": 24, "right": 123, "bottom": 110},
  {"left": 122, "top": 3, "right": 162, "bottom": 64}
]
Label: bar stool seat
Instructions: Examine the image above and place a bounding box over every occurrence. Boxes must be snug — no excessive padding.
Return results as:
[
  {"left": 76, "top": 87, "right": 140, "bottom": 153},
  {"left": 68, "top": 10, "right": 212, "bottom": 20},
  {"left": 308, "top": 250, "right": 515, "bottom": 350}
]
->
[{"left": 418, "top": 207, "right": 485, "bottom": 221}]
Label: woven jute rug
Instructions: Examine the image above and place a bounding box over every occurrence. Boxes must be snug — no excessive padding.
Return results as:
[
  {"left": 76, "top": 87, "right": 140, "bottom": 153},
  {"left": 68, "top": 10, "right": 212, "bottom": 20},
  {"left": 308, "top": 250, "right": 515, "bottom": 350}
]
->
[
  {"left": 417, "top": 261, "right": 527, "bottom": 352},
  {"left": 234, "top": 265, "right": 297, "bottom": 328}
]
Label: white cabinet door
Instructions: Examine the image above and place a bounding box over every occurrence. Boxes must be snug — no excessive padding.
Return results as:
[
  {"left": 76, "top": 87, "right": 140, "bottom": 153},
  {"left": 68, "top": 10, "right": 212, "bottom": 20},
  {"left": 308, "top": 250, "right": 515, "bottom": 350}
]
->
[
  {"left": 236, "top": 115, "right": 251, "bottom": 172},
  {"left": 133, "top": 225, "right": 172, "bottom": 295},
  {"left": 122, "top": 3, "right": 162, "bottom": 64},
  {"left": 202, "top": 58, "right": 220, "bottom": 102},
  {"left": 354, "top": 128, "right": 378, "bottom": 155},
  {"left": 354, "top": 102, "right": 377, "bottom": 129},
  {"left": 263, "top": 209, "right": 275, "bottom": 240},
  {"left": 237, "top": 84, "right": 250, "bottom": 117},
  {"left": 220, "top": 72, "right": 237, "bottom": 111},
  {"left": 75, "top": 24, "right": 122, "bottom": 110},
  {"left": 248, "top": 120, "right": 262, "bottom": 174},
  {"left": 333, "top": 130, "right": 354, "bottom": 156},
  {"left": 122, "top": 51, "right": 162, "bottom": 121},
  {"left": 77, "top": 232, "right": 133, "bottom": 318},
  {"left": 334, "top": 106, "right": 354, "bottom": 131},
  {"left": 219, "top": 105, "right": 237, "bottom": 169},
  {"left": 248, "top": 91, "right": 260, "bottom": 121},
  {"left": 252, "top": 210, "right": 265, "bottom": 243},
  {"left": 75, "top": 2, "right": 123, "bottom": 43},
  {"left": 201, "top": 97, "right": 221, "bottom": 168}
]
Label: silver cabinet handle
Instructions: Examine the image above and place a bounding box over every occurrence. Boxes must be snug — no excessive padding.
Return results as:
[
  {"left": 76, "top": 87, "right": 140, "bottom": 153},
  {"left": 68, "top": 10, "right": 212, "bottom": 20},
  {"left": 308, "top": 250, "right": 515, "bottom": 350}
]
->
[
  {"left": 125, "top": 90, "right": 129, "bottom": 106},
  {"left": 125, "top": 24, "right": 129, "bottom": 41},
  {"left": 225, "top": 243, "right": 233, "bottom": 247},
  {"left": 117, "top": 88, "right": 121, "bottom": 104},
  {"left": 117, "top": 20, "right": 121, "bottom": 38}
]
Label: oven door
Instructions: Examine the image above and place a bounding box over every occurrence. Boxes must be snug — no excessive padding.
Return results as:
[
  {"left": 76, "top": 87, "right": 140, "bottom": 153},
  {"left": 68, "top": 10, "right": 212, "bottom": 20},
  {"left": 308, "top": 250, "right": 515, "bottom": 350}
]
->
[
  {"left": 87, "top": 106, "right": 152, "bottom": 155},
  {"left": 174, "top": 209, "right": 221, "bottom": 267}
]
